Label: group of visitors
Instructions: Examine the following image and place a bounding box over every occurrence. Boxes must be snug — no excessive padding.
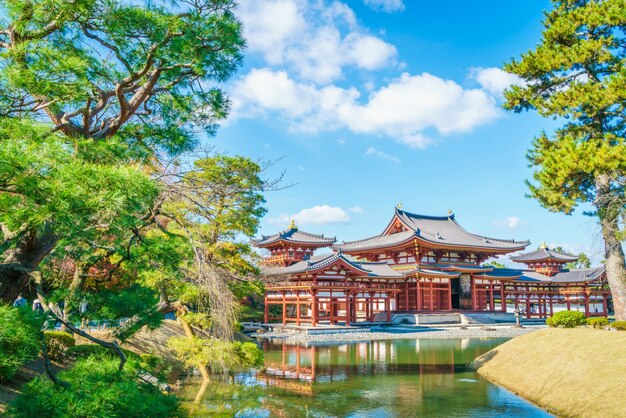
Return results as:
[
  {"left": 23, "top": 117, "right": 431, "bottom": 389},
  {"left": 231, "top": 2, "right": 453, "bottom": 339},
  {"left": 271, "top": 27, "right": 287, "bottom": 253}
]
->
[{"left": 12, "top": 293, "right": 44, "bottom": 313}]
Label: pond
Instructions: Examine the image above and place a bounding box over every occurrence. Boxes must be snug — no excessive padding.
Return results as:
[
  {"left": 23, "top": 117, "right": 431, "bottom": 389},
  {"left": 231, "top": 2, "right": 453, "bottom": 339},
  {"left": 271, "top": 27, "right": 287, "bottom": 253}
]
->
[{"left": 180, "top": 338, "right": 551, "bottom": 417}]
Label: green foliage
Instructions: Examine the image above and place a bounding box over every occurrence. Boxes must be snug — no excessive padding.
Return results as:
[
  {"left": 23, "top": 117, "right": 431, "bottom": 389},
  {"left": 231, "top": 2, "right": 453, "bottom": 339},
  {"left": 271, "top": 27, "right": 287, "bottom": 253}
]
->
[
  {"left": 10, "top": 356, "right": 178, "bottom": 418},
  {"left": 611, "top": 321, "right": 626, "bottom": 331},
  {"left": 565, "top": 252, "right": 592, "bottom": 269},
  {"left": 485, "top": 261, "right": 505, "bottom": 269},
  {"left": 503, "top": 0, "right": 626, "bottom": 216},
  {"left": 66, "top": 344, "right": 139, "bottom": 362},
  {"left": 43, "top": 330, "right": 75, "bottom": 361},
  {"left": 168, "top": 336, "right": 263, "bottom": 374},
  {"left": 547, "top": 311, "right": 587, "bottom": 328},
  {"left": 0, "top": 305, "right": 42, "bottom": 381},
  {"left": 586, "top": 317, "right": 609, "bottom": 329}
]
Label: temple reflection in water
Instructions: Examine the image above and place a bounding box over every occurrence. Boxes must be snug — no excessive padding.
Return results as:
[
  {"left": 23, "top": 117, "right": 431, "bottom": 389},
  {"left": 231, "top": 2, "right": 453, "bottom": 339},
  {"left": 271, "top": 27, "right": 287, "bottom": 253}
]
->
[{"left": 184, "top": 338, "right": 550, "bottom": 417}]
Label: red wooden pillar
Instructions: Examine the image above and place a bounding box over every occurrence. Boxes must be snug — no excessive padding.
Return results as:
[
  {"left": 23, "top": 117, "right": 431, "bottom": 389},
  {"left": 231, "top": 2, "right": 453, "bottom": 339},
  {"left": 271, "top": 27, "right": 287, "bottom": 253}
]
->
[
  {"left": 416, "top": 280, "right": 422, "bottom": 311},
  {"left": 264, "top": 295, "right": 269, "bottom": 323},
  {"left": 365, "top": 295, "right": 370, "bottom": 321},
  {"left": 448, "top": 280, "right": 452, "bottom": 310},
  {"left": 311, "top": 291, "right": 318, "bottom": 327},
  {"left": 428, "top": 279, "right": 434, "bottom": 311},
  {"left": 385, "top": 296, "right": 391, "bottom": 322},
  {"left": 296, "top": 292, "right": 301, "bottom": 326},
  {"left": 471, "top": 278, "right": 476, "bottom": 310},
  {"left": 345, "top": 291, "right": 351, "bottom": 326},
  {"left": 404, "top": 280, "right": 409, "bottom": 311},
  {"left": 282, "top": 291, "right": 287, "bottom": 325},
  {"left": 584, "top": 288, "right": 590, "bottom": 317},
  {"left": 489, "top": 281, "right": 495, "bottom": 311},
  {"left": 500, "top": 281, "right": 506, "bottom": 312},
  {"left": 514, "top": 284, "right": 519, "bottom": 312},
  {"left": 525, "top": 298, "right": 531, "bottom": 319}
]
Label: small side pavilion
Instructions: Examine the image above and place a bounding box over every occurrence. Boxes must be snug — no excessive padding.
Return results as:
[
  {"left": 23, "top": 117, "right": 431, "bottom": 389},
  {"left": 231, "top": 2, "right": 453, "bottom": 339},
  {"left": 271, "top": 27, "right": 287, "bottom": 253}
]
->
[
  {"left": 263, "top": 252, "right": 402, "bottom": 326},
  {"left": 477, "top": 245, "right": 610, "bottom": 318}
]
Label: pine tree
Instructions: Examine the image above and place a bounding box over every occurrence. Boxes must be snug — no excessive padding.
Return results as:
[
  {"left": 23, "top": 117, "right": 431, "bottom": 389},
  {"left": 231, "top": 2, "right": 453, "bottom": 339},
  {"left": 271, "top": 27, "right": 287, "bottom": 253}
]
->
[{"left": 504, "top": 0, "right": 626, "bottom": 319}]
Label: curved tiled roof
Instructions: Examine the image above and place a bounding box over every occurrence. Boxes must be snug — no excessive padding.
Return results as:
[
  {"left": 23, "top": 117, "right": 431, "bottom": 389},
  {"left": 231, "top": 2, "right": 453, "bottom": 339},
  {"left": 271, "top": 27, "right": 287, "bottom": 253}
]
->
[
  {"left": 262, "top": 252, "right": 403, "bottom": 278},
  {"left": 335, "top": 208, "right": 529, "bottom": 252},
  {"left": 396, "top": 208, "right": 529, "bottom": 250},
  {"left": 252, "top": 227, "right": 336, "bottom": 247},
  {"left": 334, "top": 230, "right": 416, "bottom": 252},
  {"left": 510, "top": 248, "right": 579, "bottom": 263}
]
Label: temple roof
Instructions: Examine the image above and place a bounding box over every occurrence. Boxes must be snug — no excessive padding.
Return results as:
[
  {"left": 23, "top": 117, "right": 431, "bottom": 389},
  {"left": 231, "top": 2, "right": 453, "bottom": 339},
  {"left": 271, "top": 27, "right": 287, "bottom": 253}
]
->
[
  {"left": 510, "top": 247, "right": 579, "bottom": 263},
  {"left": 335, "top": 208, "right": 529, "bottom": 252},
  {"left": 252, "top": 222, "right": 336, "bottom": 248},
  {"left": 475, "top": 266, "right": 605, "bottom": 284},
  {"left": 262, "top": 252, "right": 404, "bottom": 278}
]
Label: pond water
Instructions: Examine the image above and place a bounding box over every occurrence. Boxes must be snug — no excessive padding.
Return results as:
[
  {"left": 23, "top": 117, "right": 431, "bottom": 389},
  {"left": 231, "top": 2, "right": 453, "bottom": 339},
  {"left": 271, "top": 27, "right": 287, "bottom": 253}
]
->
[{"left": 181, "top": 338, "right": 551, "bottom": 417}]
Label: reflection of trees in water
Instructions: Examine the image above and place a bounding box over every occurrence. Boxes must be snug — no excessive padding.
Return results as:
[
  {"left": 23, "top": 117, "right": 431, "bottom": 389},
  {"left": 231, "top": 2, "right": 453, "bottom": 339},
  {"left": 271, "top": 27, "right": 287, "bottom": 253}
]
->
[
  {"left": 181, "top": 338, "right": 546, "bottom": 417},
  {"left": 179, "top": 377, "right": 266, "bottom": 416}
]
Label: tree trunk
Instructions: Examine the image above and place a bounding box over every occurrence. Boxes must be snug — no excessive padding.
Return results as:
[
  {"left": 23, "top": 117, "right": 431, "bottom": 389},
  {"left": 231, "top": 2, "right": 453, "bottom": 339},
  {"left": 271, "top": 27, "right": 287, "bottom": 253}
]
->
[
  {"left": 61, "top": 264, "right": 87, "bottom": 330},
  {"left": 0, "top": 225, "right": 58, "bottom": 302},
  {"left": 596, "top": 175, "right": 626, "bottom": 321},
  {"left": 178, "top": 313, "right": 211, "bottom": 382}
]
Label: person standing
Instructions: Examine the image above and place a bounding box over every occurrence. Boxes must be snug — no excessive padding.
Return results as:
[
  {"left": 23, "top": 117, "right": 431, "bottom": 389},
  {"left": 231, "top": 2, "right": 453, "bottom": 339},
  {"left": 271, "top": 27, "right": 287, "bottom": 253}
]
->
[
  {"left": 32, "top": 299, "right": 44, "bottom": 313},
  {"left": 12, "top": 294, "right": 26, "bottom": 308}
]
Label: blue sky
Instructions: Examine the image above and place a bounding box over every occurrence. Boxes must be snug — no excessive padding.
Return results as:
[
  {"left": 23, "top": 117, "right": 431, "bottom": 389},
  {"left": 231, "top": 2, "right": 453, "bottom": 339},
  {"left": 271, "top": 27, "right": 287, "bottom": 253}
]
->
[{"left": 211, "top": 0, "right": 605, "bottom": 265}]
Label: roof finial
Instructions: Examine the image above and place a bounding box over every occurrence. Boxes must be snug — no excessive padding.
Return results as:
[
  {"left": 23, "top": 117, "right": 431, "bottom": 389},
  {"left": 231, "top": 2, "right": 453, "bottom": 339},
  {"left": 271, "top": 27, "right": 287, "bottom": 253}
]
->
[
  {"left": 288, "top": 219, "right": 297, "bottom": 230},
  {"left": 397, "top": 202, "right": 403, "bottom": 209},
  {"left": 539, "top": 242, "right": 548, "bottom": 250},
  {"left": 448, "top": 209, "right": 453, "bottom": 216}
]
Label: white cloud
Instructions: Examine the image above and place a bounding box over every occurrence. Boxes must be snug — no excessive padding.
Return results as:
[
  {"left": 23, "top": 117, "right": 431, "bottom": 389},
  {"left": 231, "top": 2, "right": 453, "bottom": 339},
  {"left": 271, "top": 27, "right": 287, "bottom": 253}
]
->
[
  {"left": 238, "top": 0, "right": 396, "bottom": 84},
  {"left": 491, "top": 216, "right": 523, "bottom": 229},
  {"left": 365, "top": 146, "right": 400, "bottom": 163},
  {"left": 364, "top": 0, "right": 405, "bottom": 13},
  {"left": 348, "top": 206, "right": 364, "bottom": 214},
  {"left": 270, "top": 205, "right": 351, "bottom": 226},
  {"left": 232, "top": 70, "right": 500, "bottom": 148},
  {"left": 471, "top": 67, "right": 524, "bottom": 97}
]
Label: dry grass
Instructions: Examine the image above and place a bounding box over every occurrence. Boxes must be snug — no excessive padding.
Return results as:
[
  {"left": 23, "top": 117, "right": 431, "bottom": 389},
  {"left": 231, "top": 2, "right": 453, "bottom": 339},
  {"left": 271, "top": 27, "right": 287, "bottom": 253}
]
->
[{"left": 473, "top": 328, "right": 626, "bottom": 418}]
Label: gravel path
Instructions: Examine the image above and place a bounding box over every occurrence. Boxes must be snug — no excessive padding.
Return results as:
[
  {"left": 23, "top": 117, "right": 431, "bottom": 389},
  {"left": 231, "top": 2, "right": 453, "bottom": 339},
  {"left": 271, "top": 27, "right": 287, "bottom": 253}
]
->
[{"left": 256, "top": 325, "right": 543, "bottom": 344}]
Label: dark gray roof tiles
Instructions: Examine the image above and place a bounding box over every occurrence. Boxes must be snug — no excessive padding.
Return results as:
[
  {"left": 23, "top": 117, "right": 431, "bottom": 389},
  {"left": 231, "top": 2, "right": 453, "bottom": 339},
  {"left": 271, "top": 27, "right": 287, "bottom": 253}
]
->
[
  {"left": 261, "top": 252, "right": 403, "bottom": 278},
  {"left": 334, "top": 230, "right": 416, "bottom": 251},
  {"left": 510, "top": 248, "right": 579, "bottom": 263},
  {"left": 395, "top": 208, "right": 530, "bottom": 250},
  {"left": 252, "top": 227, "right": 336, "bottom": 247},
  {"left": 335, "top": 208, "right": 530, "bottom": 252}
]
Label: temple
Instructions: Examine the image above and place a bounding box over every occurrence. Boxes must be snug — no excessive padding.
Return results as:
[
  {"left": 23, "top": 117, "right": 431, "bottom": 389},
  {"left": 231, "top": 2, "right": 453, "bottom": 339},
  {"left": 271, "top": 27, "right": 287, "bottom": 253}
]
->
[{"left": 255, "top": 207, "right": 610, "bottom": 326}]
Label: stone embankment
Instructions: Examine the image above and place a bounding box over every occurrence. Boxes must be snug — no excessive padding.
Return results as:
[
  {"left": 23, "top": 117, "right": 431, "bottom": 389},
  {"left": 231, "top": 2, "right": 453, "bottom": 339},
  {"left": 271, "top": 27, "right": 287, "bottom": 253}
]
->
[{"left": 257, "top": 324, "right": 539, "bottom": 344}]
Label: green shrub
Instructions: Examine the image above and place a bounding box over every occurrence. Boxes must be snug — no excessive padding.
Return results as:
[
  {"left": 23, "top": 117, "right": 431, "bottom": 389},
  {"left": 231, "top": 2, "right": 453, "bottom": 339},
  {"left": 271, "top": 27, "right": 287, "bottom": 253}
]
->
[
  {"left": 586, "top": 317, "right": 609, "bottom": 329},
  {"left": 44, "top": 331, "right": 75, "bottom": 361},
  {"left": 0, "top": 305, "right": 43, "bottom": 381},
  {"left": 546, "top": 311, "right": 587, "bottom": 328},
  {"left": 66, "top": 344, "right": 165, "bottom": 375},
  {"left": 611, "top": 321, "right": 626, "bottom": 331},
  {"left": 545, "top": 317, "right": 554, "bottom": 327},
  {"left": 10, "top": 356, "right": 178, "bottom": 417},
  {"left": 168, "top": 336, "right": 264, "bottom": 374},
  {"left": 66, "top": 344, "right": 141, "bottom": 362}
]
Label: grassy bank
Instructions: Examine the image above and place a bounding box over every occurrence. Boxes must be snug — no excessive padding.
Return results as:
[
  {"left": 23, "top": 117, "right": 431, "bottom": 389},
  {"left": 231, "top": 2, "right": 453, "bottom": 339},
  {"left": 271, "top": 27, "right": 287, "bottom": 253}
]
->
[{"left": 472, "top": 328, "right": 626, "bottom": 418}]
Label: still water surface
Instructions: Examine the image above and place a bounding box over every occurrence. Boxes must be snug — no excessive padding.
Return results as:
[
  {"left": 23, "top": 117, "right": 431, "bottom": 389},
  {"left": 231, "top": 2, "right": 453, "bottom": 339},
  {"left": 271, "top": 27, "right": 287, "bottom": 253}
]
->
[{"left": 182, "top": 338, "right": 551, "bottom": 417}]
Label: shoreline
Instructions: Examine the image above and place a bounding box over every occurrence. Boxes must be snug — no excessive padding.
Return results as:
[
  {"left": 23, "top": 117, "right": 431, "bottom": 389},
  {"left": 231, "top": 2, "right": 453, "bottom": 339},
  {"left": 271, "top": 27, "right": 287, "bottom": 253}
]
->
[{"left": 255, "top": 324, "right": 542, "bottom": 344}]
